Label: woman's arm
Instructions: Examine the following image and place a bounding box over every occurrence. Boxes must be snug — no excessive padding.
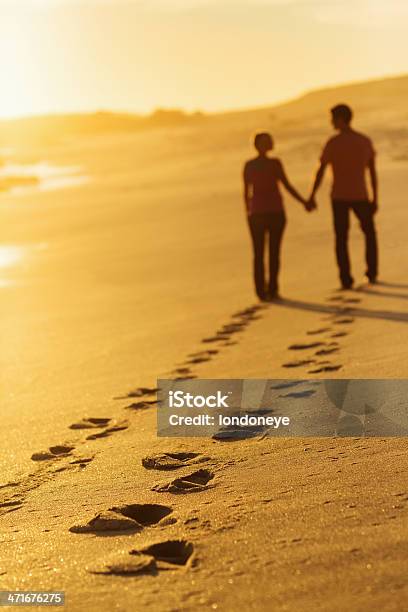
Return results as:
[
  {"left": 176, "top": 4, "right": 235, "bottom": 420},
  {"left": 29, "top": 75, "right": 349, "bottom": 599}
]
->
[
  {"left": 243, "top": 163, "right": 252, "bottom": 214},
  {"left": 278, "top": 161, "right": 307, "bottom": 206}
]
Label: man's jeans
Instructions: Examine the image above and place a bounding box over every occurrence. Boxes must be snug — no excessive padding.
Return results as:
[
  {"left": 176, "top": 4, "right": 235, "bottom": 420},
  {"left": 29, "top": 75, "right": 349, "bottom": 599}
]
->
[{"left": 331, "top": 200, "right": 378, "bottom": 286}]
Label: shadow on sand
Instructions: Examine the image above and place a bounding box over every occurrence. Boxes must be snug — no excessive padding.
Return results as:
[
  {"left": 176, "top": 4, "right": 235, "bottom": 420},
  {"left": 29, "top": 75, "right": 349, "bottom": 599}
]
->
[
  {"left": 357, "top": 287, "right": 408, "bottom": 301},
  {"left": 272, "top": 296, "right": 408, "bottom": 323},
  {"left": 376, "top": 281, "right": 408, "bottom": 289}
]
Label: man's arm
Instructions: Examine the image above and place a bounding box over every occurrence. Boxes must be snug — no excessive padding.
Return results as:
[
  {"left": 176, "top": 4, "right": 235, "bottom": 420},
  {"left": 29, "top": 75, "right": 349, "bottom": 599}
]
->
[
  {"left": 309, "top": 161, "right": 328, "bottom": 205},
  {"left": 368, "top": 157, "right": 378, "bottom": 213}
]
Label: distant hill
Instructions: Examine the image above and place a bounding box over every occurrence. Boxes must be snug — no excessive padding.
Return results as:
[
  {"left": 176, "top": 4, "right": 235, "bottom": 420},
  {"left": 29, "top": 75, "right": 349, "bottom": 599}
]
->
[
  {"left": 274, "top": 74, "right": 408, "bottom": 119},
  {"left": 216, "top": 74, "right": 408, "bottom": 127},
  {"left": 0, "top": 109, "right": 206, "bottom": 146},
  {"left": 1, "top": 74, "right": 407, "bottom": 147}
]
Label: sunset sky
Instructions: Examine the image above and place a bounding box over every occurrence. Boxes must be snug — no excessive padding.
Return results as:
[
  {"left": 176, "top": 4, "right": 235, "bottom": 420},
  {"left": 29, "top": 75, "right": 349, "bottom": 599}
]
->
[{"left": 1, "top": 0, "right": 407, "bottom": 119}]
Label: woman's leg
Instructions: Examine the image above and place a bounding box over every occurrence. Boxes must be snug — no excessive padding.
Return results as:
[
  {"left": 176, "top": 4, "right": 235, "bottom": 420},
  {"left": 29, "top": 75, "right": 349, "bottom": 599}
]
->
[
  {"left": 248, "top": 214, "right": 267, "bottom": 299},
  {"left": 268, "top": 212, "right": 287, "bottom": 297}
]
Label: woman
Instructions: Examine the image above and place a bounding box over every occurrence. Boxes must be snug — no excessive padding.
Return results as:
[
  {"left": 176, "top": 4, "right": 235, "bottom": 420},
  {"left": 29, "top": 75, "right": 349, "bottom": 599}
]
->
[{"left": 243, "top": 132, "right": 311, "bottom": 301}]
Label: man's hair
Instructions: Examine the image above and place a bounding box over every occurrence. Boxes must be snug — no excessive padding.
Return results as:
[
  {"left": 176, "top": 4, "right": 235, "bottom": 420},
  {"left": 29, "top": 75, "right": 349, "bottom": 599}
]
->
[
  {"left": 254, "top": 132, "right": 272, "bottom": 150},
  {"left": 331, "top": 104, "right": 353, "bottom": 124}
]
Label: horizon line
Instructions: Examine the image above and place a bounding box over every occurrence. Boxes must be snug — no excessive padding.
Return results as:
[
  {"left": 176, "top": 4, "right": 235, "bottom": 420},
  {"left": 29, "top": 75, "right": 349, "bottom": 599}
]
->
[{"left": 0, "top": 71, "right": 407, "bottom": 125}]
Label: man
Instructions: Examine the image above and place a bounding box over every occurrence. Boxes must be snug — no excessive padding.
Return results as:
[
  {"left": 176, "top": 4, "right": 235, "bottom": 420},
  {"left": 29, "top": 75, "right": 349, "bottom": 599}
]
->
[{"left": 309, "top": 104, "right": 378, "bottom": 289}]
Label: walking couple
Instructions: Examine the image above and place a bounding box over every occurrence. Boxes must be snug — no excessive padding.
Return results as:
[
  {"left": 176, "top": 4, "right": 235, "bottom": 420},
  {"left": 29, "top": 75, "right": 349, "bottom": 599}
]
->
[{"left": 243, "top": 104, "right": 378, "bottom": 301}]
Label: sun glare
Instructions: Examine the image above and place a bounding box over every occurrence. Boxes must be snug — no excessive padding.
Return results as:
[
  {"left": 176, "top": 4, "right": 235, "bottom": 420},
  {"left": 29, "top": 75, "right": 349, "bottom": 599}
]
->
[
  {"left": 0, "top": 246, "right": 25, "bottom": 269},
  {"left": 0, "top": 19, "right": 37, "bottom": 119},
  {"left": 0, "top": 1, "right": 406, "bottom": 120}
]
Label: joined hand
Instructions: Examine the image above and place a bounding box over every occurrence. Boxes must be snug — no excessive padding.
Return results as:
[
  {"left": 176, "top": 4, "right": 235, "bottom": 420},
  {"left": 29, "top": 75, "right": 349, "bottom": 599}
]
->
[{"left": 305, "top": 197, "right": 317, "bottom": 212}]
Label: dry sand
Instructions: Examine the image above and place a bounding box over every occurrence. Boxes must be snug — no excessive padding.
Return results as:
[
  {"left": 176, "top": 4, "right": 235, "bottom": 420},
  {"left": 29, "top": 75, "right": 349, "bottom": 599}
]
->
[{"left": 1, "top": 75, "right": 408, "bottom": 611}]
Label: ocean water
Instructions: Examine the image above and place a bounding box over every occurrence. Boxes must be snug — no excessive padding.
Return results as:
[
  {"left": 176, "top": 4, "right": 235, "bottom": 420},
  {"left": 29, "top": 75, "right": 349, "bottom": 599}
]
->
[{"left": 0, "top": 161, "right": 88, "bottom": 194}]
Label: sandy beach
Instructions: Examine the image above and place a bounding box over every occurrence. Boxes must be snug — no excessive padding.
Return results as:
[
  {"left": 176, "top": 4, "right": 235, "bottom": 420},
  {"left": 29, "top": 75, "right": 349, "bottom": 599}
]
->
[{"left": 1, "top": 75, "right": 408, "bottom": 611}]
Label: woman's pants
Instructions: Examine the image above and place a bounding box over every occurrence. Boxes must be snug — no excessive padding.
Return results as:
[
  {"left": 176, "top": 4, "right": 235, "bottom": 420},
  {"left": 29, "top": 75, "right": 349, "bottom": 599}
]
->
[{"left": 248, "top": 211, "right": 286, "bottom": 298}]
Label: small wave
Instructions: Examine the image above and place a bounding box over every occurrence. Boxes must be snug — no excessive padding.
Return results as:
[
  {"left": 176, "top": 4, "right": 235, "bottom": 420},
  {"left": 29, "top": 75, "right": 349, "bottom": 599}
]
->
[{"left": 0, "top": 162, "right": 89, "bottom": 195}]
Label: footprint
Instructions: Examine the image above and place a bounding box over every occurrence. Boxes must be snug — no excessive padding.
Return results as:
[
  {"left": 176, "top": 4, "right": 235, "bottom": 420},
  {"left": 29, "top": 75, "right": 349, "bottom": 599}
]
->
[
  {"left": 114, "top": 387, "right": 157, "bottom": 400},
  {"left": 69, "top": 417, "right": 111, "bottom": 430},
  {"left": 86, "top": 420, "right": 129, "bottom": 440},
  {"left": 315, "top": 347, "right": 340, "bottom": 356},
  {"left": 282, "top": 359, "right": 316, "bottom": 368},
  {"left": 126, "top": 400, "right": 157, "bottom": 410},
  {"left": 185, "top": 357, "right": 211, "bottom": 365},
  {"left": 70, "top": 503, "right": 172, "bottom": 534},
  {"left": 188, "top": 350, "right": 218, "bottom": 358},
  {"left": 270, "top": 381, "right": 307, "bottom": 390},
  {"left": 0, "top": 499, "right": 24, "bottom": 508},
  {"left": 222, "top": 323, "right": 246, "bottom": 331},
  {"left": 215, "top": 333, "right": 231, "bottom": 340},
  {"left": 201, "top": 307, "right": 259, "bottom": 344},
  {"left": 334, "top": 318, "right": 354, "bottom": 325},
  {"left": 280, "top": 390, "right": 316, "bottom": 398},
  {"left": 88, "top": 540, "right": 194, "bottom": 575},
  {"left": 69, "top": 456, "right": 94, "bottom": 468},
  {"left": 232, "top": 306, "right": 262, "bottom": 318},
  {"left": 31, "top": 445, "right": 75, "bottom": 462},
  {"left": 0, "top": 499, "right": 24, "bottom": 512},
  {"left": 219, "top": 325, "right": 244, "bottom": 335},
  {"left": 142, "top": 452, "right": 209, "bottom": 471},
  {"left": 288, "top": 342, "right": 324, "bottom": 350},
  {"left": 88, "top": 553, "right": 157, "bottom": 576},
  {"left": 308, "top": 365, "right": 342, "bottom": 373},
  {"left": 137, "top": 540, "right": 194, "bottom": 567},
  {"left": 343, "top": 298, "right": 361, "bottom": 304},
  {"left": 331, "top": 332, "right": 348, "bottom": 338},
  {"left": 0, "top": 482, "right": 20, "bottom": 491},
  {"left": 152, "top": 469, "right": 214, "bottom": 494},
  {"left": 246, "top": 315, "right": 262, "bottom": 322},
  {"left": 212, "top": 425, "right": 262, "bottom": 441},
  {"left": 202, "top": 337, "right": 222, "bottom": 344},
  {"left": 171, "top": 368, "right": 192, "bottom": 377},
  {"left": 306, "top": 328, "right": 331, "bottom": 335}
]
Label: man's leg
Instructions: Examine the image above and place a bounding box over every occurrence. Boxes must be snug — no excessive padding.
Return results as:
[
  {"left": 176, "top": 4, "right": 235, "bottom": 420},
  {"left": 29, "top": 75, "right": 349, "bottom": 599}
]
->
[
  {"left": 352, "top": 201, "right": 378, "bottom": 282},
  {"left": 331, "top": 200, "right": 353, "bottom": 288},
  {"left": 268, "top": 212, "right": 286, "bottom": 297},
  {"left": 248, "top": 214, "right": 267, "bottom": 299}
]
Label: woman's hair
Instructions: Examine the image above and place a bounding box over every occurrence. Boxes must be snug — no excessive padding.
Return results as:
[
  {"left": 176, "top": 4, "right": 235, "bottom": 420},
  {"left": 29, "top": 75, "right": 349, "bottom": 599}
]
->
[{"left": 254, "top": 132, "right": 273, "bottom": 151}]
